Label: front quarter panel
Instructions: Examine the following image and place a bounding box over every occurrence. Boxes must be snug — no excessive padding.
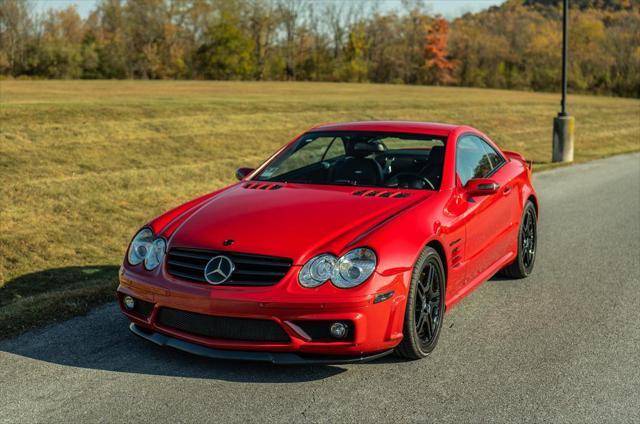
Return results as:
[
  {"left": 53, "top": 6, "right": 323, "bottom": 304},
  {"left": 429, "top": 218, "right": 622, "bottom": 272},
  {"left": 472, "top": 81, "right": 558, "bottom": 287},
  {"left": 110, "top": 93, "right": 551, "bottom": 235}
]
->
[
  {"left": 146, "top": 186, "right": 230, "bottom": 238},
  {"left": 351, "top": 189, "right": 464, "bottom": 306}
]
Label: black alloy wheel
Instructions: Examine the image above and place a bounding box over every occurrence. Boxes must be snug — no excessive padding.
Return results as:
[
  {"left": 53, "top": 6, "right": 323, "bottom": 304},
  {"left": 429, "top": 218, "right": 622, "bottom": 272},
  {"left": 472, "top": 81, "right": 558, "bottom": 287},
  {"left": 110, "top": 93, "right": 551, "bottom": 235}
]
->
[
  {"left": 521, "top": 207, "right": 536, "bottom": 270},
  {"left": 415, "top": 262, "right": 442, "bottom": 348},
  {"left": 501, "top": 200, "right": 537, "bottom": 279},
  {"left": 395, "top": 246, "right": 446, "bottom": 359}
]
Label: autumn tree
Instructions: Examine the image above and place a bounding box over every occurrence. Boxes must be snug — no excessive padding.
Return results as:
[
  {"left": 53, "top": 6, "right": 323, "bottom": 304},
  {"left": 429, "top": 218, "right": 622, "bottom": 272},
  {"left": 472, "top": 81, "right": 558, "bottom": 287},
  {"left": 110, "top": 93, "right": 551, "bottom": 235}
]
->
[
  {"left": 0, "top": 0, "right": 637, "bottom": 97},
  {"left": 0, "top": 0, "right": 33, "bottom": 75},
  {"left": 423, "top": 18, "right": 456, "bottom": 85},
  {"left": 195, "top": 10, "right": 255, "bottom": 80}
]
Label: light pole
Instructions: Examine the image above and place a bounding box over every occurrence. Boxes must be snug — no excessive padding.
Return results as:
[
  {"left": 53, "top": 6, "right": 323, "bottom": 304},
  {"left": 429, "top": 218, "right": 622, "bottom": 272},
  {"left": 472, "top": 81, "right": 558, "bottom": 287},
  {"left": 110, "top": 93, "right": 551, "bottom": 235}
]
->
[{"left": 552, "top": 0, "right": 574, "bottom": 162}]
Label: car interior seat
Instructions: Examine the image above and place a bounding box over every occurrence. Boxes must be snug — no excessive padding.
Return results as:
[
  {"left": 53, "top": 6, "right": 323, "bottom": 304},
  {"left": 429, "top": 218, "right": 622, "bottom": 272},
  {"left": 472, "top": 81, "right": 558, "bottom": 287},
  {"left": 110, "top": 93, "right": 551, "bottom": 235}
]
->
[
  {"left": 330, "top": 142, "right": 385, "bottom": 186},
  {"left": 421, "top": 145, "right": 445, "bottom": 188}
]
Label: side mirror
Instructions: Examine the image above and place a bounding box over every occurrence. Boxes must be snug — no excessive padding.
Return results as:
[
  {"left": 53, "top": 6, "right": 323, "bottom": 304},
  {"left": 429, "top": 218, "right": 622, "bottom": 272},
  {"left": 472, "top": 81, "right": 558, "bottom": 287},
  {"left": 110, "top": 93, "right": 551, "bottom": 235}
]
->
[
  {"left": 235, "top": 167, "right": 255, "bottom": 181},
  {"left": 465, "top": 178, "right": 500, "bottom": 196}
]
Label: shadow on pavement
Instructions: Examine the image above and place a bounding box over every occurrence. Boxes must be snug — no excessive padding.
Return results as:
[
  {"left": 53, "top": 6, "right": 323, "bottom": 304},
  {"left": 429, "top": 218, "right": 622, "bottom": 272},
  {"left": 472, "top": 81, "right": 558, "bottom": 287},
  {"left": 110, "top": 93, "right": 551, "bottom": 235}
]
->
[{"left": 0, "top": 265, "right": 119, "bottom": 307}]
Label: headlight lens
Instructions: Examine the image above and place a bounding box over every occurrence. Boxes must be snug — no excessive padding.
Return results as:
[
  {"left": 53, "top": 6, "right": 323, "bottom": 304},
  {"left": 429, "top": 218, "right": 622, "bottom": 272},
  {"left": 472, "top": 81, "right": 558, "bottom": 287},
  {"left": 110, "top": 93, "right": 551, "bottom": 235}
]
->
[
  {"left": 332, "top": 248, "right": 377, "bottom": 288},
  {"left": 299, "top": 254, "right": 337, "bottom": 288},
  {"left": 298, "top": 248, "right": 377, "bottom": 289},
  {"left": 127, "top": 228, "right": 166, "bottom": 271},
  {"left": 144, "top": 238, "right": 166, "bottom": 271},
  {"left": 127, "top": 228, "right": 154, "bottom": 266}
]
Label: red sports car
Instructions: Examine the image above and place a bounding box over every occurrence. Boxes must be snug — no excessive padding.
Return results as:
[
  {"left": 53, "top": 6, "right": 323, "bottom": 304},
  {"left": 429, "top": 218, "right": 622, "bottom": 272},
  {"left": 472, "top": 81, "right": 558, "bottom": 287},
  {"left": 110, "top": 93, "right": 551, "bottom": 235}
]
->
[{"left": 118, "top": 121, "right": 538, "bottom": 364}]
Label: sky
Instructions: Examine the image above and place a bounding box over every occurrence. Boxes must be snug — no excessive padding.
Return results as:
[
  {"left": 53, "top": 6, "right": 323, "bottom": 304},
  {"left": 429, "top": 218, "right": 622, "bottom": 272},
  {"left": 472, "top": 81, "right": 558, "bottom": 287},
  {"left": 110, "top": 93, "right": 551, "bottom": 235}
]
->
[{"left": 33, "top": 0, "right": 506, "bottom": 20}]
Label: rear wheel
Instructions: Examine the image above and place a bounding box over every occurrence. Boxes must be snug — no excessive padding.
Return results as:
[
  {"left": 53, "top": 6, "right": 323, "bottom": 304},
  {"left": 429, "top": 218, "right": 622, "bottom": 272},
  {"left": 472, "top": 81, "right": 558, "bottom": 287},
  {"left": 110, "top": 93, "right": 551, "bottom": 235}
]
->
[
  {"left": 501, "top": 201, "right": 537, "bottom": 279},
  {"left": 395, "top": 247, "right": 445, "bottom": 360}
]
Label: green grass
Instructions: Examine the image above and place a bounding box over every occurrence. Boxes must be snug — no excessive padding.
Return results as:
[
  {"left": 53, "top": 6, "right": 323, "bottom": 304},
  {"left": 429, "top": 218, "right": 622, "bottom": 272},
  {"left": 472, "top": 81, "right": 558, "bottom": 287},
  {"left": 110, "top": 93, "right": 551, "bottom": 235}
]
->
[{"left": 1, "top": 80, "right": 639, "bottom": 338}]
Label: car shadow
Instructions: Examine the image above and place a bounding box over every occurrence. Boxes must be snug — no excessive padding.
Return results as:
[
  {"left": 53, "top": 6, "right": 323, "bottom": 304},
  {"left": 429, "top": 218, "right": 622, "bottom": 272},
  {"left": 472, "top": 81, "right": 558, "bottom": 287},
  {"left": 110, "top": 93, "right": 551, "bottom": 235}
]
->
[
  {"left": 1, "top": 266, "right": 360, "bottom": 383},
  {"left": 489, "top": 274, "right": 515, "bottom": 282},
  {"left": 0, "top": 265, "right": 119, "bottom": 307}
]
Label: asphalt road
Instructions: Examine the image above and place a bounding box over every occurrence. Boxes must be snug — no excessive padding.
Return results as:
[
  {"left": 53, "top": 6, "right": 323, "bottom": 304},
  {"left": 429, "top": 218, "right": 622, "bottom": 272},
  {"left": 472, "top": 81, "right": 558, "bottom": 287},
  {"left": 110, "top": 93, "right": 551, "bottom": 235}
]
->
[{"left": 2, "top": 153, "right": 639, "bottom": 424}]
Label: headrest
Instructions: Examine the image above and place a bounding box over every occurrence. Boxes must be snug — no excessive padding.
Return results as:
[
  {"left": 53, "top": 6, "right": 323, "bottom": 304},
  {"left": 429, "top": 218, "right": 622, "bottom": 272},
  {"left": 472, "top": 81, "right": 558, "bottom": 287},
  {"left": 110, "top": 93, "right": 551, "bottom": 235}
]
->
[
  {"left": 428, "top": 145, "right": 445, "bottom": 163},
  {"left": 351, "top": 142, "right": 385, "bottom": 157}
]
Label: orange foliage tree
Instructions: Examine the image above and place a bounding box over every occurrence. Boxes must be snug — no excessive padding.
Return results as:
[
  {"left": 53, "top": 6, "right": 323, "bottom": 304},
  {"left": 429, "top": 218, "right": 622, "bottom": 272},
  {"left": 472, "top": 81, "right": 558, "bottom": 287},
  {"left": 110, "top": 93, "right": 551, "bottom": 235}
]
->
[{"left": 424, "top": 18, "right": 457, "bottom": 85}]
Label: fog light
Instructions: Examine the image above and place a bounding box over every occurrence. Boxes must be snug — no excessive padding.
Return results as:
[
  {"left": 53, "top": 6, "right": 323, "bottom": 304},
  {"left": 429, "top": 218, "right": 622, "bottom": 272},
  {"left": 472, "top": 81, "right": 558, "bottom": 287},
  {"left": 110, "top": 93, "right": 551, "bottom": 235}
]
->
[
  {"left": 330, "top": 322, "right": 348, "bottom": 339},
  {"left": 123, "top": 295, "right": 135, "bottom": 310}
]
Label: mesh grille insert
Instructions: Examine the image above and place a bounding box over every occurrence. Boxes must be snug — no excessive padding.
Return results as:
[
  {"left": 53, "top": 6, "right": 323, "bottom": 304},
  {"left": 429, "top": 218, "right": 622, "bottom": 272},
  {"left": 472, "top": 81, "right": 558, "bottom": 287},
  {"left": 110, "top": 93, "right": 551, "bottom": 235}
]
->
[{"left": 157, "top": 308, "right": 290, "bottom": 342}]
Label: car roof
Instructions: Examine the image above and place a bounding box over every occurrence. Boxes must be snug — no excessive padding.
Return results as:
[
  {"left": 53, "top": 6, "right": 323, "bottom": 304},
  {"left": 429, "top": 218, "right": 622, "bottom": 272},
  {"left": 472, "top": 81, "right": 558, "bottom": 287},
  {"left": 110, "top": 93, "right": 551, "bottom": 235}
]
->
[{"left": 308, "top": 121, "right": 465, "bottom": 137}]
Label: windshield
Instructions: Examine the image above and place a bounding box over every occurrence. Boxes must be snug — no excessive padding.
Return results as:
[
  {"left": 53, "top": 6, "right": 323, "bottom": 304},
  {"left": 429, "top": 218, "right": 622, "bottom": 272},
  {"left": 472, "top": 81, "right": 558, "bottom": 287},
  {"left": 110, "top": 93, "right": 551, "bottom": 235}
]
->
[{"left": 254, "top": 131, "right": 446, "bottom": 190}]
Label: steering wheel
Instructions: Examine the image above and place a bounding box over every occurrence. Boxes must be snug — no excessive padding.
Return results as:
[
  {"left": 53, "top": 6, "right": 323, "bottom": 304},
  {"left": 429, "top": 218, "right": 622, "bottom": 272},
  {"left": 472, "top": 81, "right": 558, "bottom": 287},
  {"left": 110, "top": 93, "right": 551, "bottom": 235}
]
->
[{"left": 385, "top": 173, "right": 435, "bottom": 190}]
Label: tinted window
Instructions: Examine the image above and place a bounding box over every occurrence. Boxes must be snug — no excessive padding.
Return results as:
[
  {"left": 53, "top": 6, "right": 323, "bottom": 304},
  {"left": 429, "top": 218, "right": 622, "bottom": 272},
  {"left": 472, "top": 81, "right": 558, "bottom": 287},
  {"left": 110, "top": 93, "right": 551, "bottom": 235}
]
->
[
  {"left": 263, "top": 136, "right": 337, "bottom": 179},
  {"left": 456, "top": 135, "right": 503, "bottom": 185},
  {"left": 479, "top": 139, "right": 505, "bottom": 170},
  {"left": 255, "top": 132, "right": 445, "bottom": 190},
  {"left": 324, "top": 137, "right": 346, "bottom": 160}
]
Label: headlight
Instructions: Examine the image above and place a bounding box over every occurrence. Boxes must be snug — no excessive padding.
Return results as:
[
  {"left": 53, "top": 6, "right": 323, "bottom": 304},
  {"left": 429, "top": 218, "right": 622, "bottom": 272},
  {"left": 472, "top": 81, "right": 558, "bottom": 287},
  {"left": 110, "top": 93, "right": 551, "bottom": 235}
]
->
[
  {"left": 144, "top": 238, "right": 166, "bottom": 271},
  {"left": 127, "top": 228, "right": 153, "bottom": 266},
  {"left": 332, "top": 248, "right": 377, "bottom": 288},
  {"left": 127, "top": 228, "right": 166, "bottom": 270},
  {"left": 298, "top": 248, "right": 377, "bottom": 289},
  {"left": 299, "top": 254, "right": 337, "bottom": 288}
]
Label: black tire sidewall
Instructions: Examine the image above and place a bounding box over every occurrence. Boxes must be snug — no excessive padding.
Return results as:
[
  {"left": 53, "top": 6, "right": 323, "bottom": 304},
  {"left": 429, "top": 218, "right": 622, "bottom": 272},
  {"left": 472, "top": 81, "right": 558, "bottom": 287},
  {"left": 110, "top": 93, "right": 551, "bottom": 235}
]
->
[
  {"left": 402, "top": 247, "right": 446, "bottom": 357},
  {"left": 517, "top": 201, "right": 537, "bottom": 276}
]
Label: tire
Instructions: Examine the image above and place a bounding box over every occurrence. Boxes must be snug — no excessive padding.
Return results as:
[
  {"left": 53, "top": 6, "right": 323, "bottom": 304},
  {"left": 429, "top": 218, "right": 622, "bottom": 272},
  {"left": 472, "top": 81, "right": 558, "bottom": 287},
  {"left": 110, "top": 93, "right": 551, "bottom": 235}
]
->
[
  {"left": 395, "top": 246, "right": 446, "bottom": 360},
  {"left": 501, "top": 200, "right": 537, "bottom": 279}
]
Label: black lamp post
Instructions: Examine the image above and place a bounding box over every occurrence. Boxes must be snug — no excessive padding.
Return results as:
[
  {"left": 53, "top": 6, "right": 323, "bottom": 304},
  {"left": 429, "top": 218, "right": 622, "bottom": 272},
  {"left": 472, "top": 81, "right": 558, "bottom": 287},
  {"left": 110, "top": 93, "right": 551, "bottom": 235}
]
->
[{"left": 552, "top": 0, "right": 574, "bottom": 162}]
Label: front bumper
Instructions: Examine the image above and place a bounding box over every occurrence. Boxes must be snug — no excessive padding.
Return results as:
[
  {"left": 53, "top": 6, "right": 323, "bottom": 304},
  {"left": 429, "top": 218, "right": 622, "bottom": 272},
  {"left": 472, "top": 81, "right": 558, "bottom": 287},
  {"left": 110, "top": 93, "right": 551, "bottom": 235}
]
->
[
  {"left": 117, "top": 265, "right": 409, "bottom": 360},
  {"left": 129, "top": 323, "right": 393, "bottom": 364}
]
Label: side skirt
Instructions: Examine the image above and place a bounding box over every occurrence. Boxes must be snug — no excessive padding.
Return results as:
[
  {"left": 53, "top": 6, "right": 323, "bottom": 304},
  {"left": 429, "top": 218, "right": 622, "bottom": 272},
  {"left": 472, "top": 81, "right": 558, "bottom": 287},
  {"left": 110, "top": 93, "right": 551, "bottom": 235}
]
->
[{"left": 444, "top": 251, "right": 515, "bottom": 311}]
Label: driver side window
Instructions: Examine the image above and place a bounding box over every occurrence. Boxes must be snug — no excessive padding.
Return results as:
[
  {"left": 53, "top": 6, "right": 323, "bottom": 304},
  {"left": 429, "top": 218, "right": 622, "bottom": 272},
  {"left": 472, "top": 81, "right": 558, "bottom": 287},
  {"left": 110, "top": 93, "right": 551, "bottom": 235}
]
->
[{"left": 456, "top": 135, "right": 500, "bottom": 186}]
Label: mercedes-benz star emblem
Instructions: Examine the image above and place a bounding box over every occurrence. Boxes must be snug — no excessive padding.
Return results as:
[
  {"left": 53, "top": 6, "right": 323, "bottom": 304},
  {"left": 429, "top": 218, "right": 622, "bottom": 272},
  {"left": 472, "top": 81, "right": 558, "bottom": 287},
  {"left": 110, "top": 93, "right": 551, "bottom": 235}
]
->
[{"left": 203, "top": 255, "right": 235, "bottom": 285}]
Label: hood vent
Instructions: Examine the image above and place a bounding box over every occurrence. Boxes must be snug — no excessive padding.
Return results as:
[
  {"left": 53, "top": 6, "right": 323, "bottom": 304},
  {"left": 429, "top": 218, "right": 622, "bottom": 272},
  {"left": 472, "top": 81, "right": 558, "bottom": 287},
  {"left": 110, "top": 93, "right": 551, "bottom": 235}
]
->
[
  {"left": 243, "top": 182, "right": 283, "bottom": 190},
  {"left": 352, "top": 189, "right": 410, "bottom": 198}
]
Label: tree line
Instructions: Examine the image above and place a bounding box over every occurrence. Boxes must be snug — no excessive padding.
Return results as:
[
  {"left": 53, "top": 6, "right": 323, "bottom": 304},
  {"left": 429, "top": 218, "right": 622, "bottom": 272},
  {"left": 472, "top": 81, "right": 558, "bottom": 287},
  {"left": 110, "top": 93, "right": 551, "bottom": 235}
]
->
[{"left": 1, "top": 0, "right": 638, "bottom": 97}]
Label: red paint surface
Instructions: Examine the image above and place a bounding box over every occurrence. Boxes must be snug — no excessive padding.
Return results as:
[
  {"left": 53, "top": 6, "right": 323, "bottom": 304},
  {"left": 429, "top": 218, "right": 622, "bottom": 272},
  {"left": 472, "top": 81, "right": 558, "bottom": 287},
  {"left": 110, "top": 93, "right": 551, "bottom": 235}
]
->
[{"left": 118, "top": 121, "right": 537, "bottom": 356}]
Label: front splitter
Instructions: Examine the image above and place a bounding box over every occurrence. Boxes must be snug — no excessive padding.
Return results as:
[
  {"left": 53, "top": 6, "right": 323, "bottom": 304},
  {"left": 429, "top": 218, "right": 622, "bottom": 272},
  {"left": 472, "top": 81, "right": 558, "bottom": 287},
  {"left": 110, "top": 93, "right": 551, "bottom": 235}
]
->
[{"left": 129, "top": 323, "right": 393, "bottom": 365}]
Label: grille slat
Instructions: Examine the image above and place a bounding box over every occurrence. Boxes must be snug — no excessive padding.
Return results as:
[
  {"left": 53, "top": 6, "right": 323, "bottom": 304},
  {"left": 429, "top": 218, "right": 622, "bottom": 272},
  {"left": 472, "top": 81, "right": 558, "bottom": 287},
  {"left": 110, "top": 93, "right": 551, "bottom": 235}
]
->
[
  {"left": 232, "top": 257, "right": 290, "bottom": 267},
  {"left": 233, "top": 269, "right": 285, "bottom": 277},
  {"left": 157, "top": 308, "right": 290, "bottom": 342},
  {"left": 169, "top": 250, "right": 212, "bottom": 260},
  {"left": 166, "top": 248, "right": 292, "bottom": 286},
  {"left": 167, "top": 259, "right": 206, "bottom": 271},
  {"left": 166, "top": 268, "right": 206, "bottom": 282}
]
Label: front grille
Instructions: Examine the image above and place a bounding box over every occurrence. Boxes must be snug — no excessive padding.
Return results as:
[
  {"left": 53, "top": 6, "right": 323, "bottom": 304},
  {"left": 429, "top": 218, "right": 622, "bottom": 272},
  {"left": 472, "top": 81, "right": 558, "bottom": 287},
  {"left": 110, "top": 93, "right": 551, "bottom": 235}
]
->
[
  {"left": 156, "top": 307, "right": 291, "bottom": 342},
  {"left": 166, "top": 248, "right": 293, "bottom": 286}
]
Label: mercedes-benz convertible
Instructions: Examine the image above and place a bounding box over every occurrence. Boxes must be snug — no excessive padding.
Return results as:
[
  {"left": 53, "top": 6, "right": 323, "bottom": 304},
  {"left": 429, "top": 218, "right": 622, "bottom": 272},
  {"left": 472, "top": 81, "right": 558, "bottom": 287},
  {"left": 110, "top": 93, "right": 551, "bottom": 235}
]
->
[{"left": 117, "top": 121, "right": 538, "bottom": 364}]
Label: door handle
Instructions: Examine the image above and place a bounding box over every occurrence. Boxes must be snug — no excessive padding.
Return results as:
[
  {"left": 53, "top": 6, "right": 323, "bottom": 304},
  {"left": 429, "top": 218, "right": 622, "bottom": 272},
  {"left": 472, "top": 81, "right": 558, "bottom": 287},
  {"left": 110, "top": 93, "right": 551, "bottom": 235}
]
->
[{"left": 502, "top": 186, "right": 512, "bottom": 195}]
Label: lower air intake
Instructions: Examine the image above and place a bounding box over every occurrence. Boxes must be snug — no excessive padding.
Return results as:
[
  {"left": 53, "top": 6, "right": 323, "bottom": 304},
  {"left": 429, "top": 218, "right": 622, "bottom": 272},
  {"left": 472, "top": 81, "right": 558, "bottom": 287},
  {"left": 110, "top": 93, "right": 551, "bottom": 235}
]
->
[{"left": 156, "top": 308, "right": 291, "bottom": 343}]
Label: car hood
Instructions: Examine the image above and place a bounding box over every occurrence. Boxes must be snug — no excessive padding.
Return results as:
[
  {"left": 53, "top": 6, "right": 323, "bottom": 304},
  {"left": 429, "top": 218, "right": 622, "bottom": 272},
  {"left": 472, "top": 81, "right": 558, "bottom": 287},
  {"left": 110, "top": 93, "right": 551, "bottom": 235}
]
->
[{"left": 167, "top": 183, "right": 432, "bottom": 263}]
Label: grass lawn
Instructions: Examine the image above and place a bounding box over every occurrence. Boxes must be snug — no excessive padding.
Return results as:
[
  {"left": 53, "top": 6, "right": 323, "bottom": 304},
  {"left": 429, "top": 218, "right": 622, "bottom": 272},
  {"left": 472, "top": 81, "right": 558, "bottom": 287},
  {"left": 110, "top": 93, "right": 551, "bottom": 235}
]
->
[{"left": 1, "top": 80, "right": 639, "bottom": 338}]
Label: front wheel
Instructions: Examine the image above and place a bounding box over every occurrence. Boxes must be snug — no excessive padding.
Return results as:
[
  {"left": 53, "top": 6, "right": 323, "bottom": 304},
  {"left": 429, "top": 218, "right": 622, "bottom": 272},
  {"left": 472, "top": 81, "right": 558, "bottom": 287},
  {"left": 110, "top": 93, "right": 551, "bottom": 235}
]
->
[
  {"left": 395, "top": 246, "right": 446, "bottom": 360},
  {"left": 501, "top": 200, "right": 537, "bottom": 279}
]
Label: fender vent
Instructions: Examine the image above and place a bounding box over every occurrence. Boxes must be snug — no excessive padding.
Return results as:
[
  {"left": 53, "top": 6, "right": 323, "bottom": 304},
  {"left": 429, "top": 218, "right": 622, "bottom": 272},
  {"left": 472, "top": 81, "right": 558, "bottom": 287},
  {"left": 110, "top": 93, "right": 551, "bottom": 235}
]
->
[
  {"left": 243, "top": 182, "right": 283, "bottom": 190},
  {"left": 352, "top": 190, "right": 410, "bottom": 198}
]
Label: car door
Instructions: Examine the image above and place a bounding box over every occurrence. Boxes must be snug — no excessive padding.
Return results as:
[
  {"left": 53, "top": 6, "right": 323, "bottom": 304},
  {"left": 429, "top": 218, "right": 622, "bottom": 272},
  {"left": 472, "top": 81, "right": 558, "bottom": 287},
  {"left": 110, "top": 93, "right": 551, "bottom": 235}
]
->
[{"left": 456, "top": 134, "right": 515, "bottom": 285}]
